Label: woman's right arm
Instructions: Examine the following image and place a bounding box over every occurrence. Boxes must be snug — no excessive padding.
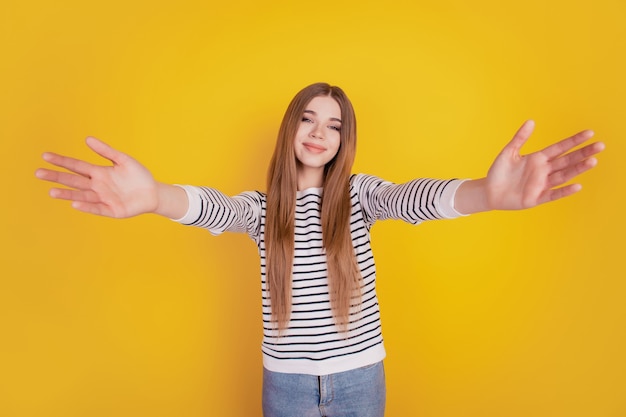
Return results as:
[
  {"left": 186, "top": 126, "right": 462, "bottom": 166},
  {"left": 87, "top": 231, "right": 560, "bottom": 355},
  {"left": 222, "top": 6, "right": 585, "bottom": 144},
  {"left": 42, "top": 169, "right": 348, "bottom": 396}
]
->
[{"left": 35, "top": 136, "right": 188, "bottom": 219}]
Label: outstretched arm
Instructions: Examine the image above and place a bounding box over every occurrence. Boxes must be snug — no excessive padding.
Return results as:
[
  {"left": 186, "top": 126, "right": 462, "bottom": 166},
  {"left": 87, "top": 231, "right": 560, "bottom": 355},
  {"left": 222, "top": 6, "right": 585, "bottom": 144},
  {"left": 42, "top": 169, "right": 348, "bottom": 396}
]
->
[
  {"left": 454, "top": 120, "right": 605, "bottom": 215},
  {"left": 35, "top": 137, "right": 188, "bottom": 219}
]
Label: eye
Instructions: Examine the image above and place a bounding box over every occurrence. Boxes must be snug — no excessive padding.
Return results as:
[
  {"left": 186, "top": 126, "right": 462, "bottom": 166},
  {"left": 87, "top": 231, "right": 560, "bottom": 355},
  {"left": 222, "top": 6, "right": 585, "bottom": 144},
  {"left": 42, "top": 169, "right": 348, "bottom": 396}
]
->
[
  {"left": 329, "top": 125, "right": 341, "bottom": 131},
  {"left": 301, "top": 117, "right": 313, "bottom": 123}
]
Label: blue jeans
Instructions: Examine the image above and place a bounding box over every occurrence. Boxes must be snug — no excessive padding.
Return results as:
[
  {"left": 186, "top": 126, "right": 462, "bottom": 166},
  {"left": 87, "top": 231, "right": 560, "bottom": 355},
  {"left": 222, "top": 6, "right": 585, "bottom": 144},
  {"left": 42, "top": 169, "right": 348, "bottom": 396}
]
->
[{"left": 262, "top": 361, "right": 386, "bottom": 417}]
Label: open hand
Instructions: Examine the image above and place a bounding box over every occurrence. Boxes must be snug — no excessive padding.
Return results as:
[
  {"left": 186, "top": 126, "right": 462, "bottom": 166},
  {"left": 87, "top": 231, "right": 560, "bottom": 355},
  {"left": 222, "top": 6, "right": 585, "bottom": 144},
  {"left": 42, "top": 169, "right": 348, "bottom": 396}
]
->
[
  {"left": 36, "top": 137, "right": 159, "bottom": 218},
  {"left": 455, "top": 120, "right": 605, "bottom": 214},
  {"left": 484, "top": 120, "right": 604, "bottom": 210}
]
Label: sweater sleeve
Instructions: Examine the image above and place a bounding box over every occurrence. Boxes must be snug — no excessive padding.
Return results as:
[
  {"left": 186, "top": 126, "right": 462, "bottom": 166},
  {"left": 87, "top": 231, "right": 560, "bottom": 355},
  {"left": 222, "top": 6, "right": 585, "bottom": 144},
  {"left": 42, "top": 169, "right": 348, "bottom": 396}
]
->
[
  {"left": 351, "top": 174, "right": 467, "bottom": 227},
  {"left": 171, "top": 185, "right": 263, "bottom": 240}
]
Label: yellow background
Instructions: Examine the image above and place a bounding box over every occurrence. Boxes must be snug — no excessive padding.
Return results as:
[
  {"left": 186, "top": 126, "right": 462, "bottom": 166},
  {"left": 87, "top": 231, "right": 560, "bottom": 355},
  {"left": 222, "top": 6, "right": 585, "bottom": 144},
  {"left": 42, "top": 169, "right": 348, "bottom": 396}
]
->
[{"left": 1, "top": 0, "right": 624, "bottom": 416}]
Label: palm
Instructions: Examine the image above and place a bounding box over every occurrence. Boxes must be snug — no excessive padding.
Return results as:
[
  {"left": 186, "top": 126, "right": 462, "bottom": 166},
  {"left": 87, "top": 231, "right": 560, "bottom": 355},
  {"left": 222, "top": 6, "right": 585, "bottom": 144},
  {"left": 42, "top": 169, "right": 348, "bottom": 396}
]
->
[
  {"left": 485, "top": 120, "right": 602, "bottom": 211},
  {"left": 36, "top": 137, "right": 158, "bottom": 218}
]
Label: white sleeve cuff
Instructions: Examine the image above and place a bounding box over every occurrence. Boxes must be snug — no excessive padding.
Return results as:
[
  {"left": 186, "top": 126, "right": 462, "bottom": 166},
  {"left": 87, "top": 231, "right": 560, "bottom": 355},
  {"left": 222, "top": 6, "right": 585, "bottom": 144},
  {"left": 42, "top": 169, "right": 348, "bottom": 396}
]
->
[
  {"left": 438, "top": 179, "right": 470, "bottom": 219},
  {"left": 169, "top": 185, "right": 202, "bottom": 224}
]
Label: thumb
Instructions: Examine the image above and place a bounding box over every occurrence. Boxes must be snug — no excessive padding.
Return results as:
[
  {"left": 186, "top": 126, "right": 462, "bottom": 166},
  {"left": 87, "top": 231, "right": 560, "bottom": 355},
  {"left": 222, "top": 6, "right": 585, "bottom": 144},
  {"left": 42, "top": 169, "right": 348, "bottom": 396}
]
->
[
  {"left": 85, "top": 136, "right": 126, "bottom": 165},
  {"left": 503, "top": 120, "right": 535, "bottom": 156}
]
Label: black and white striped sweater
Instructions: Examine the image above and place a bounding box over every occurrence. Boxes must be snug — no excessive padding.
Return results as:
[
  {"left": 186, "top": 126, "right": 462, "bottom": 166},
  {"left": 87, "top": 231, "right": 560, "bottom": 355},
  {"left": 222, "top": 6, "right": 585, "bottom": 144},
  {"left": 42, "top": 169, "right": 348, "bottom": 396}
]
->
[{"left": 175, "top": 174, "right": 465, "bottom": 375}]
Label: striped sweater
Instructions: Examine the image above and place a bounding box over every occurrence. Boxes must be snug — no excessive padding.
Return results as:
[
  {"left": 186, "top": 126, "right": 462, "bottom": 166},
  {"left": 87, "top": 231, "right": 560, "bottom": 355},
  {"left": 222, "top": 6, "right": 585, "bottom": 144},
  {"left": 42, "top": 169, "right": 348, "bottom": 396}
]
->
[{"left": 175, "top": 174, "right": 465, "bottom": 375}]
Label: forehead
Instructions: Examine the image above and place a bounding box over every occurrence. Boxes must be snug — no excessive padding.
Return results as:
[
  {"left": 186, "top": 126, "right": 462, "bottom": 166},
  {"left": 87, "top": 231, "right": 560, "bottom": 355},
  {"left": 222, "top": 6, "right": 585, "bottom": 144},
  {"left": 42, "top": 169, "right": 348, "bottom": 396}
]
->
[{"left": 305, "top": 96, "right": 342, "bottom": 119}]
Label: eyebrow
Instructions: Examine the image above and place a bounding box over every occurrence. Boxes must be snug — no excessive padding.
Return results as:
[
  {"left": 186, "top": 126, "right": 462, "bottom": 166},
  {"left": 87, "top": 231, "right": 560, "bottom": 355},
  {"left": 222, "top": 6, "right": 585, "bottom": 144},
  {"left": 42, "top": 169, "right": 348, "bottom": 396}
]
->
[{"left": 303, "top": 109, "right": 342, "bottom": 123}]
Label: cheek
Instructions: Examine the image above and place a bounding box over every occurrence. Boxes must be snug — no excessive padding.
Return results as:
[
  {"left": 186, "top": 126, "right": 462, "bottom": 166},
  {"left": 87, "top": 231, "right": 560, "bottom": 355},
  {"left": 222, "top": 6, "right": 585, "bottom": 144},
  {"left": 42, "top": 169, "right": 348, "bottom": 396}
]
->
[
  {"left": 331, "top": 135, "right": 342, "bottom": 153},
  {"left": 293, "top": 125, "right": 305, "bottom": 142}
]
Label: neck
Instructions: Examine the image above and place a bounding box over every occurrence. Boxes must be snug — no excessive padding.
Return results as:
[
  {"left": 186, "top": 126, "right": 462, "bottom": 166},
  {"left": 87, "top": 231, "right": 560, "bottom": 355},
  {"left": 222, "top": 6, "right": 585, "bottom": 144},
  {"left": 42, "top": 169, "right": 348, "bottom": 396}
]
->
[{"left": 296, "top": 165, "right": 324, "bottom": 191}]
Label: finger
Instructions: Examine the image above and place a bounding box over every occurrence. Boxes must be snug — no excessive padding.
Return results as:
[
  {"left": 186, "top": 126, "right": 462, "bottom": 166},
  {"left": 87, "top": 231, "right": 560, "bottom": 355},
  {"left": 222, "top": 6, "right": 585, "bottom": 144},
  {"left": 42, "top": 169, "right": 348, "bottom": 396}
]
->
[
  {"left": 48, "top": 187, "right": 101, "bottom": 203},
  {"left": 35, "top": 168, "right": 92, "bottom": 190},
  {"left": 41, "top": 152, "right": 95, "bottom": 177},
  {"left": 502, "top": 120, "right": 535, "bottom": 156},
  {"left": 85, "top": 137, "right": 126, "bottom": 165},
  {"left": 540, "top": 183, "right": 583, "bottom": 205},
  {"left": 548, "top": 156, "right": 598, "bottom": 189},
  {"left": 549, "top": 141, "right": 605, "bottom": 173},
  {"left": 540, "top": 130, "right": 595, "bottom": 160},
  {"left": 71, "top": 201, "right": 115, "bottom": 217}
]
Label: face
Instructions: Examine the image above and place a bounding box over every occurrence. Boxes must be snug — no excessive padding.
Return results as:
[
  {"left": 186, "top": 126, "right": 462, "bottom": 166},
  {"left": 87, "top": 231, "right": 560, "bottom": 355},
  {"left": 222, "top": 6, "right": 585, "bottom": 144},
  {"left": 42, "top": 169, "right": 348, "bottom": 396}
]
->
[{"left": 293, "top": 95, "right": 342, "bottom": 183}]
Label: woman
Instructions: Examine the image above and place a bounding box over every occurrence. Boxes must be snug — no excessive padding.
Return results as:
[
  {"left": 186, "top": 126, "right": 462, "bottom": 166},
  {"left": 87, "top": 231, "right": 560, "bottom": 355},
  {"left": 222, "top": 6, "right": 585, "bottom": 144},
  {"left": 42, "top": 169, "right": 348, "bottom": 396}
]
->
[{"left": 36, "top": 83, "right": 604, "bottom": 417}]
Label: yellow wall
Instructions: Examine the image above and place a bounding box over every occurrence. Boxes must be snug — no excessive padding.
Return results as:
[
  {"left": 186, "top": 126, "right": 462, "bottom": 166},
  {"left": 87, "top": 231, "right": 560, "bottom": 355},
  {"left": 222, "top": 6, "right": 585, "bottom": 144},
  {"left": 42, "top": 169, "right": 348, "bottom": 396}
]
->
[{"left": 1, "top": 0, "right": 624, "bottom": 416}]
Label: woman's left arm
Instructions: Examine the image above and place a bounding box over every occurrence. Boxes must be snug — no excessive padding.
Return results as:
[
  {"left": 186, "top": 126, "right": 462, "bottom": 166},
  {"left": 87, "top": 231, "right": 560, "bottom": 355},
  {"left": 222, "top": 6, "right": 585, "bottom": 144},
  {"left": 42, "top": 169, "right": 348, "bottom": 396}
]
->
[{"left": 454, "top": 120, "right": 605, "bottom": 215}]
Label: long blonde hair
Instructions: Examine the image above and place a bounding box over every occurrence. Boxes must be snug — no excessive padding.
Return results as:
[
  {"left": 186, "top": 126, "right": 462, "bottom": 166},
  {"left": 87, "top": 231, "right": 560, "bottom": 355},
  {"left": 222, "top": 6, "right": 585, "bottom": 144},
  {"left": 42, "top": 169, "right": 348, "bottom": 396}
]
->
[{"left": 265, "top": 83, "right": 361, "bottom": 332}]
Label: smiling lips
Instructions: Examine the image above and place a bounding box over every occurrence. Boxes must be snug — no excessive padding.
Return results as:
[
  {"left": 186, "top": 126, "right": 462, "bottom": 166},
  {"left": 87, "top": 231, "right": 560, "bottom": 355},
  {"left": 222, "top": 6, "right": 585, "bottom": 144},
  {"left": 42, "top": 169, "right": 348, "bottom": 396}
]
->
[{"left": 303, "top": 142, "right": 327, "bottom": 153}]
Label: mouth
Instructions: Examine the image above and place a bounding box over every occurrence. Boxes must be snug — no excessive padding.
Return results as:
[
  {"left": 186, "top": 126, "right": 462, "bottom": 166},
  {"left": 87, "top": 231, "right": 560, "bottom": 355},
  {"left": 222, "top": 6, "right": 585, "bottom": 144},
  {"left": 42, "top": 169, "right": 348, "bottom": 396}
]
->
[{"left": 303, "top": 142, "right": 326, "bottom": 153}]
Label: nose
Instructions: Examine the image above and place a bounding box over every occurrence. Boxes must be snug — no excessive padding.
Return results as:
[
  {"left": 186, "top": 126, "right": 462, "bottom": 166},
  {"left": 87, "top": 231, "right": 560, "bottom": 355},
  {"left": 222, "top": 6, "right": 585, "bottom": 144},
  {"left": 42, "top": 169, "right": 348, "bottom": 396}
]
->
[{"left": 309, "top": 124, "right": 324, "bottom": 140}]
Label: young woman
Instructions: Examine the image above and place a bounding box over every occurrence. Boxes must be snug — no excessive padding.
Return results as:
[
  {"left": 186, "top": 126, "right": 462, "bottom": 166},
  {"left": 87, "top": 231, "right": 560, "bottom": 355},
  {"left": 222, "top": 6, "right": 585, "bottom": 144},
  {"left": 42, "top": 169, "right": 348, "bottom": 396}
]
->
[{"left": 36, "top": 83, "right": 604, "bottom": 417}]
